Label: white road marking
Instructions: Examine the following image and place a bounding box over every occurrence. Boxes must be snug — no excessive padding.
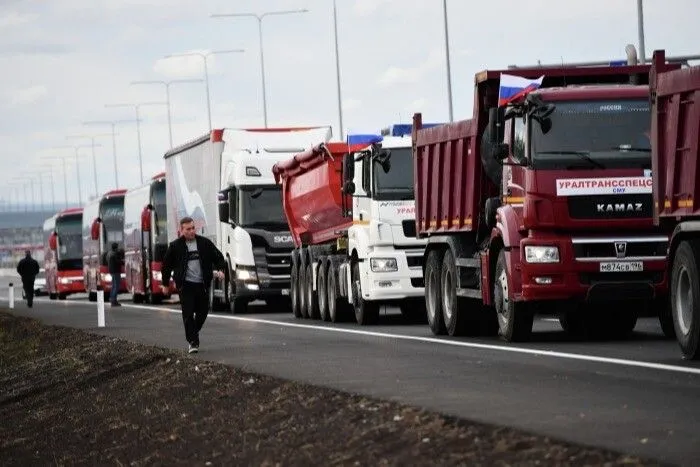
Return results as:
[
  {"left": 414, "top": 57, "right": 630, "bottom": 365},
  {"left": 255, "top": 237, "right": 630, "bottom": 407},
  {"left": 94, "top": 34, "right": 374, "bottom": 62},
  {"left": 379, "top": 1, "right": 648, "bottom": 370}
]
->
[{"left": 3, "top": 295, "right": 700, "bottom": 376}]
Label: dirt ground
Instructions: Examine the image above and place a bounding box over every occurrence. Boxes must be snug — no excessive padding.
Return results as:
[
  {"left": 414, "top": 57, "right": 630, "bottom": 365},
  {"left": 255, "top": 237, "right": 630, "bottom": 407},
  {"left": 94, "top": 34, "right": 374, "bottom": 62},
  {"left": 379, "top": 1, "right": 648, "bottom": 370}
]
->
[{"left": 0, "top": 309, "right": 661, "bottom": 466}]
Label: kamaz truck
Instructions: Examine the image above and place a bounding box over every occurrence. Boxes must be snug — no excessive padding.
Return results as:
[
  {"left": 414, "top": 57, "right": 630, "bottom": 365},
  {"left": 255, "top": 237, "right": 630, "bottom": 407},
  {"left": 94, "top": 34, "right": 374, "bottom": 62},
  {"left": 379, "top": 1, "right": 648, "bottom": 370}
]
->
[{"left": 413, "top": 46, "right": 687, "bottom": 342}]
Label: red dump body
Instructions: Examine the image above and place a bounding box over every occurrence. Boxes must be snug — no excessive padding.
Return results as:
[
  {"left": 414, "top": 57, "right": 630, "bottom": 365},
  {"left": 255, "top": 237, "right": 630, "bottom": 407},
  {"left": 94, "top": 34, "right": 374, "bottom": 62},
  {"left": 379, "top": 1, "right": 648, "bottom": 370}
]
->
[
  {"left": 652, "top": 52, "right": 700, "bottom": 224},
  {"left": 273, "top": 142, "right": 369, "bottom": 247}
]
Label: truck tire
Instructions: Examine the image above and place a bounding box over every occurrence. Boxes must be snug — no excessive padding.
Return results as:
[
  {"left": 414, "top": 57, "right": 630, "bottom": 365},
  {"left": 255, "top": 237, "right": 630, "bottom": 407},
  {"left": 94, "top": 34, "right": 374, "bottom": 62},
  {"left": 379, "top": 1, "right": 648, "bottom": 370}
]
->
[
  {"left": 352, "top": 262, "right": 379, "bottom": 325},
  {"left": 49, "top": 293, "right": 57, "bottom": 300},
  {"left": 425, "top": 249, "right": 446, "bottom": 335},
  {"left": 671, "top": 240, "right": 700, "bottom": 360},
  {"left": 656, "top": 298, "right": 676, "bottom": 339},
  {"left": 441, "top": 250, "right": 481, "bottom": 336},
  {"left": 327, "top": 262, "right": 349, "bottom": 323},
  {"left": 305, "top": 263, "right": 321, "bottom": 320},
  {"left": 317, "top": 261, "right": 329, "bottom": 321},
  {"left": 298, "top": 259, "right": 309, "bottom": 318},
  {"left": 290, "top": 255, "right": 302, "bottom": 318},
  {"left": 494, "top": 250, "right": 533, "bottom": 342}
]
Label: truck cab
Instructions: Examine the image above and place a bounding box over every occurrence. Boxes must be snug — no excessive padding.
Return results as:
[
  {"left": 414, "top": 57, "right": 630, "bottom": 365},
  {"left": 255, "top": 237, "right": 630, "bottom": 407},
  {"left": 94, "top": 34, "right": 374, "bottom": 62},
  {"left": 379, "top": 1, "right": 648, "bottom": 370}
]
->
[
  {"left": 341, "top": 126, "right": 432, "bottom": 311},
  {"left": 218, "top": 147, "right": 295, "bottom": 312}
]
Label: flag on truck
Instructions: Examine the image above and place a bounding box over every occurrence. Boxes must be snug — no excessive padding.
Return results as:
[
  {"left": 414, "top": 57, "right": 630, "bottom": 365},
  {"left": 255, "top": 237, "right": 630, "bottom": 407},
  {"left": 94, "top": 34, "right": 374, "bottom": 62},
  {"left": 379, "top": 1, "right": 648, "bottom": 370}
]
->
[{"left": 498, "top": 73, "right": 544, "bottom": 106}]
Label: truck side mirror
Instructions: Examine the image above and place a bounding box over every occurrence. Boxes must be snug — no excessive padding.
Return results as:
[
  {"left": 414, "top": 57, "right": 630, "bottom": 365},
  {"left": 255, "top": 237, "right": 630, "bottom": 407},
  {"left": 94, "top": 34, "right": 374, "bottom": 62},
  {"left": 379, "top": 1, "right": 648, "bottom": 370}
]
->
[
  {"left": 488, "top": 107, "right": 500, "bottom": 144},
  {"left": 218, "top": 201, "right": 229, "bottom": 223},
  {"left": 49, "top": 232, "right": 58, "bottom": 251},
  {"left": 141, "top": 207, "right": 152, "bottom": 232},
  {"left": 343, "top": 154, "right": 355, "bottom": 184},
  {"left": 90, "top": 218, "right": 101, "bottom": 241},
  {"left": 491, "top": 143, "right": 510, "bottom": 161},
  {"left": 343, "top": 181, "right": 356, "bottom": 194}
]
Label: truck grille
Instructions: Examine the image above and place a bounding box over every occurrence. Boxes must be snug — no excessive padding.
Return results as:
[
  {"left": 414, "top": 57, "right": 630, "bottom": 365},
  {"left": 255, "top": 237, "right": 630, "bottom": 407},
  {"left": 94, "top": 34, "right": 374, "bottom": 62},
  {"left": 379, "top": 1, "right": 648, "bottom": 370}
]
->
[
  {"left": 568, "top": 194, "right": 653, "bottom": 220},
  {"left": 252, "top": 247, "right": 292, "bottom": 289},
  {"left": 572, "top": 237, "right": 667, "bottom": 261}
]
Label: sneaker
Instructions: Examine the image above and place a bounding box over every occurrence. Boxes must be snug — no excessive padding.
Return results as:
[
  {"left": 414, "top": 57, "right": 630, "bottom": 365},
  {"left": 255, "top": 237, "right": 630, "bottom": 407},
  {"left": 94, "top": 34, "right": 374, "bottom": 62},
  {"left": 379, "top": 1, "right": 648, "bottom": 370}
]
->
[{"left": 188, "top": 344, "right": 199, "bottom": 354}]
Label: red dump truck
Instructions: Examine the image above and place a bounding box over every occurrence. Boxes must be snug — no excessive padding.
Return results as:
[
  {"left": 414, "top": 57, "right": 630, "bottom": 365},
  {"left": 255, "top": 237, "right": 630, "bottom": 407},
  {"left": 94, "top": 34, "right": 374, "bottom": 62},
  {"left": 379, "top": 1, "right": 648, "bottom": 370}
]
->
[
  {"left": 651, "top": 50, "right": 700, "bottom": 359},
  {"left": 273, "top": 135, "right": 429, "bottom": 324},
  {"left": 413, "top": 49, "right": 683, "bottom": 342}
]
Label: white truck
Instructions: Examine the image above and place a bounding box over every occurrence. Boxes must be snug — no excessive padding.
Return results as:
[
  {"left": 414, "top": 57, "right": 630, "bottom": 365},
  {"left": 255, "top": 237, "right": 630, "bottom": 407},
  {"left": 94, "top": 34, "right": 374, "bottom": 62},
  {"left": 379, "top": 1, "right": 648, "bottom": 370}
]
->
[
  {"left": 274, "top": 124, "right": 442, "bottom": 325},
  {"left": 164, "top": 126, "right": 332, "bottom": 312}
]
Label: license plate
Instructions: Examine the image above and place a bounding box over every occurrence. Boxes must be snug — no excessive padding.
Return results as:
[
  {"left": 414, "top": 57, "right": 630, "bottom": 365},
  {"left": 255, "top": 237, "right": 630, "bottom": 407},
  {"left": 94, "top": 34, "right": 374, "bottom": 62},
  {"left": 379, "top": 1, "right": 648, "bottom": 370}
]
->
[
  {"left": 281, "top": 289, "right": 290, "bottom": 296},
  {"left": 599, "top": 261, "right": 643, "bottom": 273}
]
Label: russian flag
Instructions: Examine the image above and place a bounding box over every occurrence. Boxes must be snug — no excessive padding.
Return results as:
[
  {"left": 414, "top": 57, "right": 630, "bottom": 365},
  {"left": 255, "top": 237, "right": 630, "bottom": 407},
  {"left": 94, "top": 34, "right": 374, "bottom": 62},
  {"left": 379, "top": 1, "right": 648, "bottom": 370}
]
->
[{"left": 498, "top": 73, "right": 545, "bottom": 106}]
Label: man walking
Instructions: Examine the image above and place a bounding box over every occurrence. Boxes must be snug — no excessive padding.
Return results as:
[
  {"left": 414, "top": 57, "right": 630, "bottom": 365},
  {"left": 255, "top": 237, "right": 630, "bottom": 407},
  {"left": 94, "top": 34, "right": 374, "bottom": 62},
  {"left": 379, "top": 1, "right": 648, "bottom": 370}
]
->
[
  {"left": 16, "top": 250, "right": 40, "bottom": 308},
  {"left": 106, "top": 242, "right": 123, "bottom": 307},
  {"left": 161, "top": 217, "right": 226, "bottom": 354}
]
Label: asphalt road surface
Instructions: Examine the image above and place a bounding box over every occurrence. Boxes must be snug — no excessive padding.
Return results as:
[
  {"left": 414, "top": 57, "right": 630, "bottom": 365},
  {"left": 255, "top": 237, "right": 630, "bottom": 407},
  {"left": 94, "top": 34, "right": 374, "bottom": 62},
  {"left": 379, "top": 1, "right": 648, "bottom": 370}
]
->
[{"left": 2, "top": 278, "right": 699, "bottom": 466}]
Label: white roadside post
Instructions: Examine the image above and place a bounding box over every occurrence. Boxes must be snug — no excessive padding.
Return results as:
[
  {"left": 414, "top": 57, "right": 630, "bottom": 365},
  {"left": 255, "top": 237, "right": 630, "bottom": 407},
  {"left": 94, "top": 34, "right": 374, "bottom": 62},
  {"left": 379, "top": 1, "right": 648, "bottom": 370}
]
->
[
  {"left": 9, "top": 282, "right": 14, "bottom": 309},
  {"left": 96, "top": 285, "right": 105, "bottom": 327}
]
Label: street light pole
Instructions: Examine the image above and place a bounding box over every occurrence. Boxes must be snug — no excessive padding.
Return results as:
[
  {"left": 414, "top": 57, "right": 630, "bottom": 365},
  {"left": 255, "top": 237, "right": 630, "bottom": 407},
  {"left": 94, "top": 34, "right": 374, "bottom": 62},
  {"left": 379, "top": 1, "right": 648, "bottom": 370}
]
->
[
  {"left": 637, "top": 0, "right": 646, "bottom": 64},
  {"left": 332, "top": 0, "right": 344, "bottom": 138},
  {"left": 105, "top": 102, "right": 167, "bottom": 184},
  {"left": 163, "top": 50, "right": 244, "bottom": 132},
  {"left": 130, "top": 79, "right": 203, "bottom": 148},
  {"left": 211, "top": 9, "right": 308, "bottom": 128},
  {"left": 50, "top": 145, "right": 91, "bottom": 205},
  {"left": 443, "top": 0, "right": 454, "bottom": 122},
  {"left": 66, "top": 134, "right": 106, "bottom": 198}
]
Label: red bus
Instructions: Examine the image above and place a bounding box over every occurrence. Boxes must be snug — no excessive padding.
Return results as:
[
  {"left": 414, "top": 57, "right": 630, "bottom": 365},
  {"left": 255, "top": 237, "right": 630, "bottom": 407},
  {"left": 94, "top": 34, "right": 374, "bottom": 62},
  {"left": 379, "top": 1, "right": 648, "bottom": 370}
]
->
[
  {"left": 123, "top": 172, "right": 174, "bottom": 304},
  {"left": 82, "top": 189, "right": 128, "bottom": 301},
  {"left": 43, "top": 208, "right": 85, "bottom": 299}
]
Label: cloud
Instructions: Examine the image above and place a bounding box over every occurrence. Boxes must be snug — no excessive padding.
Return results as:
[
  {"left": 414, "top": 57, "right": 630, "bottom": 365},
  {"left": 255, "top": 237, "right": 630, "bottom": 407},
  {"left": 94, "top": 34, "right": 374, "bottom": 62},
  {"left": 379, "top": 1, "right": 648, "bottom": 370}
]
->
[
  {"left": 9, "top": 85, "right": 48, "bottom": 106},
  {"left": 342, "top": 98, "right": 361, "bottom": 111},
  {"left": 152, "top": 50, "right": 237, "bottom": 79},
  {"left": 0, "top": 43, "right": 72, "bottom": 55},
  {"left": 0, "top": 11, "right": 38, "bottom": 28},
  {"left": 377, "top": 49, "right": 444, "bottom": 86}
]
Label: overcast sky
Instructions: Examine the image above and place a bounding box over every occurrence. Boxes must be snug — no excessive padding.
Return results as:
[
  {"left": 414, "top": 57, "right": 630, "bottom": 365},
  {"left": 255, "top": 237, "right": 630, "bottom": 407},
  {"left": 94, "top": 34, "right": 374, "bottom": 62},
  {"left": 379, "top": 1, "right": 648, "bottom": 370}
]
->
[{"left": 1, "top": 0, "right": 699, "bottom": 207}]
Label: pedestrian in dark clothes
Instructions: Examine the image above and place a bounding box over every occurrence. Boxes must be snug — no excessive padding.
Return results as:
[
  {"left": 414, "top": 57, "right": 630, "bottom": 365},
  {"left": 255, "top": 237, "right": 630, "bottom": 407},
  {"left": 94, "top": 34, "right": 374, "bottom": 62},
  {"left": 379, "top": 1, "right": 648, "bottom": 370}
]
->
[
  {"left": 161, "top": 217, "right": 226, "bottom": 354},
  {"left": 16, "top": 250, "right": 40, "bottom": 308},
  {"left": 106, "top": 242, "right": 123, "bottom": 306}
]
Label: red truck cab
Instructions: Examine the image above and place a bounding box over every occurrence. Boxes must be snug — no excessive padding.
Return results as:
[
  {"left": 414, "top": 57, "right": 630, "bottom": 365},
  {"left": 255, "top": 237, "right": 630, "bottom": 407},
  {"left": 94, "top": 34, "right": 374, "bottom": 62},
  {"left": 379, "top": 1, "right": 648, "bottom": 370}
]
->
[{"left": 414, "top": 52, "right": 680, "bottom": 341}]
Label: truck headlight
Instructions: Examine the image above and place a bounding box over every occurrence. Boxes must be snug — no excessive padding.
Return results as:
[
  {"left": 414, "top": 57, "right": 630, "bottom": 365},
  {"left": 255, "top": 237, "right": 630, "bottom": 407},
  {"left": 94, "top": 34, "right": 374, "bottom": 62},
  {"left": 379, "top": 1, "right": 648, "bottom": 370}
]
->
[
  {"left": 152, "top": 270, "right": 162, "bottom": 282},
  {"left": 59, "top": 278, "right": 70, "bottom": 285},
  {"left": 101, "top": 273, "right": 112, "bottom": 282},
  {"left": 236, "top": 267, "right": 257, "bottom": 281},
  {"left": 370, "top": 257, "right": 398, "bottom": 272},
  {"left": 524, "top": 246, "right": 560, "bottom": 263}
]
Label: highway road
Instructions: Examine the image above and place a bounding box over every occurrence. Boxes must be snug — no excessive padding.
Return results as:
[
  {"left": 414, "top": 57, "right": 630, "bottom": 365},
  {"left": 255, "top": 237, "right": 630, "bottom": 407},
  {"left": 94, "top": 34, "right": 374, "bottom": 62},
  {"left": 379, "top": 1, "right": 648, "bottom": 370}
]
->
[{"left": 2, "top": 277, "right": 699, "bottom": 466}]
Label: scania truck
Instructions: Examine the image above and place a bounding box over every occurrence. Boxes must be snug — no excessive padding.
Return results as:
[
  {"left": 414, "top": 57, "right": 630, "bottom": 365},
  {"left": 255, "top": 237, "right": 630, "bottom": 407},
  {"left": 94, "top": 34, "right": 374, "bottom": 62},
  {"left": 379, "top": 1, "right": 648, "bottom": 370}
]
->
[{"left": 165, "top": 126, "right": 332, "bottom": 312}]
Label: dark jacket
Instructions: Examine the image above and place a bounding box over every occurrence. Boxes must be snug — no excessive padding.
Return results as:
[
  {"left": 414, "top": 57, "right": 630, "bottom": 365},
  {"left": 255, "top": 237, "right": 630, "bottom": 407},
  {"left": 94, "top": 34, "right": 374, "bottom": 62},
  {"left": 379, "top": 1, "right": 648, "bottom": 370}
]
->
[
  {"left": 161, "top": 235, "right": 226, "bottom": 290},
  {"left": 106, "top": 249, "right": 122, "bottom": 275},
  {"left": 17, "top": 256, "right": 40, "bottom": 284}
]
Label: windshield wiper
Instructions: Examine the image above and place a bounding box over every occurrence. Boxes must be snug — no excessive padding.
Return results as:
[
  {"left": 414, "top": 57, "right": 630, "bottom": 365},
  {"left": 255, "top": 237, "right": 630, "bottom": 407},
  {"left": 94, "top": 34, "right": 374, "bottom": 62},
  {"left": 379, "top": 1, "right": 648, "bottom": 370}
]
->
[{"left": 537, "top": 150, "right": 606, "bottom": 169}]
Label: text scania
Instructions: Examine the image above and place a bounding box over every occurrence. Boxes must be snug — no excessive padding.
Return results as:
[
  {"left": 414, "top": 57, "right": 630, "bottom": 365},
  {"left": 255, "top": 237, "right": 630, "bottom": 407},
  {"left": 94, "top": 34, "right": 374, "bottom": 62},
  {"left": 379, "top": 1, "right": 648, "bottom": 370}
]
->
[{"left": 556, "top": 177, "right": 653, "bottom": 196}]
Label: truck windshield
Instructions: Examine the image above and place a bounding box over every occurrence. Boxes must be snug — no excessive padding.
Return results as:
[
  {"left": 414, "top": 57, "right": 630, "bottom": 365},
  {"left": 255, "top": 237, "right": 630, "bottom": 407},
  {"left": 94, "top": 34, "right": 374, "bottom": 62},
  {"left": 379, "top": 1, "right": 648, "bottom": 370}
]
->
[
  {"left": 56, "top": 215, "right": 83, "bottom": 269},
  {"left": 101, "top": 197, "right": 125, "bottom": 247},
  {"left": 372, "top": 147, "right": 414, "bottom": 200},
  {"left": 237, "top": 186, "right": 287, "bottom": 230},
  {"left": 530, "top": 99, "right": 650, "bottom": 170}
]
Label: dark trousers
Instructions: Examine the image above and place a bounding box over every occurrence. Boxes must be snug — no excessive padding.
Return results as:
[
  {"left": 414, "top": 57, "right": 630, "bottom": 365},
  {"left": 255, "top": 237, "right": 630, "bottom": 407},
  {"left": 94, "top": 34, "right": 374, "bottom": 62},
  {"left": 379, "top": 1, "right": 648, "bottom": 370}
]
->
[
  {"left": 179, "top": 281, "right": 209, "bottom": 346},
  {"left": 110, "top": 275, "right": 121, "bottom": 304},
  {"left": 22, "top": 281, "right": 34, "bottom": 307}
]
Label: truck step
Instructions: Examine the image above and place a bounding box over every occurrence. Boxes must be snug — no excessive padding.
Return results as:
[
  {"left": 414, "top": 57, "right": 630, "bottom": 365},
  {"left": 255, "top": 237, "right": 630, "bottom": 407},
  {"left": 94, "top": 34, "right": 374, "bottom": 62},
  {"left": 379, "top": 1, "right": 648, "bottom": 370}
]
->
[
  {"left": 456, "top": 288, "right": 482, "bottom": 299},
  {"left": 455, "top": 257, "right": 479, "bottom": 268}
]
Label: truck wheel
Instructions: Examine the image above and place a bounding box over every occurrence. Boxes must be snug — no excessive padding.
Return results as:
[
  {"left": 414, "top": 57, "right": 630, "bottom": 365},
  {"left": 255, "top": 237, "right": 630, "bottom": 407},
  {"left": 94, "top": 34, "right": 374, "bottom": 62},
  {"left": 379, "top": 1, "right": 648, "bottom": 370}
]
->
[
  {"left": 317, "top": 261, "right": 329, "bottom": 321},
  {"left": 494, "top": 250, "right": 533, "bottom": 342},
  {"left": 290, "top": 257, "right": 302, "bottom": 318},
  {"left": 299, "top": 260, "right": 309, "bottom": 318},
  {"left": 231, "top": 296, "right": 248, "bottom": 314},
  {"left": 49, "top": 292, "right": 57, "bottom": 300},
  {"left": 425, "top": 249, "right": 446, "bottom": 335},
  {"left": 441, "top": 250, "right": 482, "bottom": 336},
  {"left": 327, "top": 262, "right": 349, "bottom": 323},
  {"left": 133, "top": 293, "right": 144, "bottom": 304},
  {"left": 305, "top": 263, "right": 321, "bottom": 319},
  {"left": 671, "top": 240, "right": 700, "bottom": 360},
  {"left": 150, "top": 294, "right": 163, "bottom": 305},
  {"left": 352, "top": 262, "right": 379, "bottom": 325},
  {"left": 656, "top": 298, "right": 676, "bottom": 339}
]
